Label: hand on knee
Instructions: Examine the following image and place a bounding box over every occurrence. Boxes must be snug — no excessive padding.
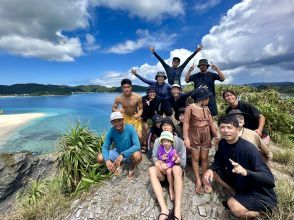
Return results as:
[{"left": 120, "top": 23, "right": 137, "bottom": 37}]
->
[{"left": 97, "top": 153, "right": 104, "bottom": 164}]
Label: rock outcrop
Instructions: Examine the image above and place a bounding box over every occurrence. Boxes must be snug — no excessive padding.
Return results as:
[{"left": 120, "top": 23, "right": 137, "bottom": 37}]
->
[
  {"left": 0, "top": 151, "right": 59, "bottom": 214},
  {"left": 64, "top": 154, "right": 236, "bottom": 220}
]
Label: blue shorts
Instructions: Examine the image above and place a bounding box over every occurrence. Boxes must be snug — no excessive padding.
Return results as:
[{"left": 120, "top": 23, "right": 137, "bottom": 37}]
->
[{"left": 109, "top": 149, "right": 131, "bottom": 163}]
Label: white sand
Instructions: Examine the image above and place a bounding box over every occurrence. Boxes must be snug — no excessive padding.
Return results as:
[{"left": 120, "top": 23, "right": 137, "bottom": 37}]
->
[{"left": 0, "top": 113, "right": 46, "bottom": 145}]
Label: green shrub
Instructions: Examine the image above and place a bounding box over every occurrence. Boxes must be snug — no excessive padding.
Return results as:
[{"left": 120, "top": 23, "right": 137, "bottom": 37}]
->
[
  {"left": 4, "top": 177, "right": 70, "bottom": 220},
  {"left": 184, "top": 84, "right": 294, "bottom": 147},
  {"left": 58, "top": 121, "right": 109, "bottom": 192}
]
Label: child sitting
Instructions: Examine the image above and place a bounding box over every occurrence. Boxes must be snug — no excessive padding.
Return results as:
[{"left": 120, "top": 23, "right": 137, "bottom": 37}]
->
[
  {"left": 183, "top": 87, "right": 218, "bottom": 194},
  {"left": 146, "top": 114, "right": 162, "bottom": 159},
  {"left": 157, "top": 131, "right": 179, "bottom": 201}
]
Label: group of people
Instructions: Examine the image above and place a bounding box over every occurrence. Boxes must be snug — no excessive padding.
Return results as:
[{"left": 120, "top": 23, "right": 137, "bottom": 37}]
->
[{"left": 97, "top": 45, "right": 277, "bottom": 220}]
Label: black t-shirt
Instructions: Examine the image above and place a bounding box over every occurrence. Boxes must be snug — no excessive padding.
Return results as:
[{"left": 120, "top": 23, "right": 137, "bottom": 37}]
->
[
  {"left": 142, "top": 95, "right": 160, "bottom": 121},
  {"left": 188, "top": 71, "right": 221, "bottom": 116},
  {"left": 226, "top": 100, "right": 261, "bottom": 130},
  {"left": 210, "top": 138, "right": 277, "bottom": 208}
]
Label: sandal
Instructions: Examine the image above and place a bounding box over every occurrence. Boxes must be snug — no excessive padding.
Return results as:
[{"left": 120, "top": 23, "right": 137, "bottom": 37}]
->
[
  {"left": 203, "top": 185, "right": 212, "bottom": 194},
  {"left": 195, "top": 184, "right": 204, "bottom": 195},
  {"left": 127, "top": 169, "right": 136, "bottom": 180},
  {"left": 113, "top": 166, "right": 122, "bottom": 176},
  {"left": 157, "top": 213, "right": 169, "bottom": 220},
  {"left": 141, "top": 145, "right": 147, "bottom": 153}
]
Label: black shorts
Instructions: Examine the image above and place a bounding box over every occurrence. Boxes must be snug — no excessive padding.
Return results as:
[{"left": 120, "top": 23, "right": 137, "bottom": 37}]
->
[{"left": 234, "top": 193, "right": 275, "bottom": 212}]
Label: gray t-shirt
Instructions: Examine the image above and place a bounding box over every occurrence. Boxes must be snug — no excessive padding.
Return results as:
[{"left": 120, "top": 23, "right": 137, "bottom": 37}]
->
[{"left": 152, "top": 135, "right": 186, "bottom": 168}]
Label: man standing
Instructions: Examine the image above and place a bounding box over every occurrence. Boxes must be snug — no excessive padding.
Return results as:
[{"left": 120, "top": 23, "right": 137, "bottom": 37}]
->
[
  {"left": 112, "top": 78, "right": 143, "bottom": 139},
  {"left": 204, "top": 115, "right": 277, "bottom": 218},
  {"left": 185, "top": 59, "right": 225, "bottom": 116},
  {"left": 97, "top": 112, "right": 142, "bottom": 179},
  {"left": 223, "top": 89, "right": 266, "bottom": 137},
  {"left": 149, "top": 44, "right": 203, "bottom": 86}
]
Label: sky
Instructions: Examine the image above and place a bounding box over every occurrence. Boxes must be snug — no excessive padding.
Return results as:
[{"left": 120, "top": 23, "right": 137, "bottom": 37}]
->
[{"left": 0, "top": 0, "right": 293, "bottom": 86}]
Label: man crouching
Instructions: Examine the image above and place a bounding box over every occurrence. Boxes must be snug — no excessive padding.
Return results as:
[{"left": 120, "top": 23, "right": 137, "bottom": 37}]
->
[{"left": 97, "top": 112, "right": 142, "bottom": 180}]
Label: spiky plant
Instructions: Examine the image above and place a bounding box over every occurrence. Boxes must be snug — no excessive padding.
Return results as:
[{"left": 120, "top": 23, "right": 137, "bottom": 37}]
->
[{"left": 58, "top": 121, "right": 107, "bottom": 192}]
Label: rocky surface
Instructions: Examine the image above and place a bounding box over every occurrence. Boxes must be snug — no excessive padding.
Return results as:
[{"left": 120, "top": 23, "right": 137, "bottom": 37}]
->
[
  {"left": 0, "top": 151, "right": 59, "bottom": 214},
  {"left": 64, "top": 154, "right": 236, "bottom": 220}
]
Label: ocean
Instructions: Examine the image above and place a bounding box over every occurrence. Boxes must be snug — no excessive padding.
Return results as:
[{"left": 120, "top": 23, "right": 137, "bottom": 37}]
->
[{"left": 0, "top": 93, "right": 122, "bottom": 154}]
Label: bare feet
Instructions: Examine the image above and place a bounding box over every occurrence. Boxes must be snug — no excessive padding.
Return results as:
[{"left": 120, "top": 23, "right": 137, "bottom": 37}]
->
[
  {"left": 128, "top": 169, "right": 135, "bottom": 180},
  {"left": 195, "top": 181, "right": 204, "bottom": 195}
]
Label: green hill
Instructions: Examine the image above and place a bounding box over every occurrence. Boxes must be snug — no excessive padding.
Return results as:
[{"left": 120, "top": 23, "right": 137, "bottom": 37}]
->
[{"left": 0, "top": 84, "right": 147, "bottom": 96}]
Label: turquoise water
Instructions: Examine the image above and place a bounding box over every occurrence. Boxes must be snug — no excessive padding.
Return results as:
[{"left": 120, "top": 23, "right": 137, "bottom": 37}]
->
[{"left": 0, "top": 93, "right": 121, "bottom": 154}]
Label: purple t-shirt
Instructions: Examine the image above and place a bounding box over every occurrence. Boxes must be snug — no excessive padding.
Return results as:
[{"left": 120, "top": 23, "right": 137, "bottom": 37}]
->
[{"left": 157, "top": 145, "right": 177, "bottom": 168}]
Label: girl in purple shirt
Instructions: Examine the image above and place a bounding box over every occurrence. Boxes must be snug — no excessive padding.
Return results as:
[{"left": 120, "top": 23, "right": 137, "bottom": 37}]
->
[{"left": 157, "top": 131, "right": 179, "bottom": 201}]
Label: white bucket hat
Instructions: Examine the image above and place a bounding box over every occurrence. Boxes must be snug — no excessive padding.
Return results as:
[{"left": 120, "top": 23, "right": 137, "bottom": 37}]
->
[{"left": 159, "top": 131, "right": 174, "bottom": 144}]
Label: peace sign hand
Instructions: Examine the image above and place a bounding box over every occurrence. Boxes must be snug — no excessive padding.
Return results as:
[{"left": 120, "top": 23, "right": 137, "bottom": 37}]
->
[
  {"left": 210, "top": 62, "right": 218, "bottom": 71},
  {"left": 189, "top": 63, "right": 195, "bottom": 72},
  {"left": 229, "top": 159, "right": 247, "bottom": 176},
  {"left": 196, "top": 44, "right": 203, "bottom": 52},
  {"left": 149, "top": 46, "right": 155, "bottom": 53}
]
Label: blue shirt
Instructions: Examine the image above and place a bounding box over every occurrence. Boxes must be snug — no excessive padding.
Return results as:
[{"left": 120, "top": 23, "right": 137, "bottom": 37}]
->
[
  {"left": 134, "top": 73, "right": 172, "bottom": 100},
  {"left": 102, "top": 124, "right": 140, "bottom": 161}
]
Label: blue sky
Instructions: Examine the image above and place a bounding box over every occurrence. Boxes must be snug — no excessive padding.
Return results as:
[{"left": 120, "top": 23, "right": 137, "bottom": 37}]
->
[{"left": 0, "top": 0, "right": 293, "bottom": 86}]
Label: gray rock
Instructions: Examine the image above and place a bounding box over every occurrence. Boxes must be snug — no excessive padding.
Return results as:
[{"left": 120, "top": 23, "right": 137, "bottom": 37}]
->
[
  {"left": 64, "top": 155, "right": 233, "bottom": 220},
  {"left": 0, "top": 151, "right": 59, "bottom": 214}
]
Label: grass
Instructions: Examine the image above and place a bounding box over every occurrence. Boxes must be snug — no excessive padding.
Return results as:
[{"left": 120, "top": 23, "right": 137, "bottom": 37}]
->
[
  {"left": 262, "top": 179, "right": 294, "bottom": 220},
  {"left": 4, "top": 177, "right": 71, "bottom": 220}
]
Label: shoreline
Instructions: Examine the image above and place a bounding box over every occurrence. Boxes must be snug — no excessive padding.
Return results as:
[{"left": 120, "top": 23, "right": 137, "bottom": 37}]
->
[{"left": 0, "top": 113, "right": 46, "bottom": 146}]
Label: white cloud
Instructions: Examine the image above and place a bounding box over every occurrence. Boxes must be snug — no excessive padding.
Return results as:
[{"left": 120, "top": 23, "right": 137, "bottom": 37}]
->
[
  {"left": 95, "top": 0, "right": 294, "bottom": 86},
  {"left": 84, "top": 33, "right": 100, "bottom": 51},
  {"left": 0, "top": 0, "right": 89, "bottom": 61},
  {"left": 107, "top": 29, "right": 177, "bottom": 54},
  {"left": 194, "top": 0, "right": 222, "bottom": 14},
  {"left": 201, "top": 0, "right": 294, "bottom": 69},
  {"left": 91, "top": 0, "right": 184, "bottom": 21},
  {"left": 92, "top": 48, "right": 201, "bottom": 86}
]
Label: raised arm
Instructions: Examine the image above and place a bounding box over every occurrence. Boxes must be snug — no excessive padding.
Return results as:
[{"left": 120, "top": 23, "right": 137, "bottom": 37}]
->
[
  {"left": 149, "top": 47, "right": 169, "bottom": 70},
  {"left": 210, "top": 62, "right": 225, "bottom": 81},
  {"left": 131, "top": 69, "right": 155, "bottom": 86},
  {"left": 185, "top": 63, "right": 195, "bottom": 83},
  {"left": 180, "top": 44, "right": 203, "bottom": 69}
]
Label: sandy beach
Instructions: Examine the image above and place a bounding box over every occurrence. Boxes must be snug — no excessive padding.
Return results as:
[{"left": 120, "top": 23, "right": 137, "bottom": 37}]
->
[{"left": 0, "top": 113, "right": 46, "bottom": 145}]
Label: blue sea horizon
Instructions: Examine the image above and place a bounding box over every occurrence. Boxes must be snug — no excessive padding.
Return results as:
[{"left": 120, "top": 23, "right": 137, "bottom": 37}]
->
[{"left": 0, "top": 93, "right": 124, "bottom": 154}]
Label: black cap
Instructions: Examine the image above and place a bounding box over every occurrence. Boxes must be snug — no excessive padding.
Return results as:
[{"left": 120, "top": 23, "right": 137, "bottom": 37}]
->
[
  {"left": 175, "top": 107, "right": 186, "bottom": 121},
  {"left": 146, "top": 85, "right": 157, "bottom": 94},
  {"left": 160, "top": 117, "right": 175, "bottom": 130},
  {"left": 152, "top": 114, "right": 162, "bottom": 123},
  {"left": 228, "top": 109, "right": 244, "bottom": 115},
  {"left": 191, "top": 87, "right": 212, "bottom": 102}
]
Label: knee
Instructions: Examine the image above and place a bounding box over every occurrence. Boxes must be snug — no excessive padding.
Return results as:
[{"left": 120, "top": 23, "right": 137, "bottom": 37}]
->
[
  {"left": 227, "top": 197, "right": 245, "bottom": 217},
  {"left": 132, "top": 151, "right": 142, "bottom": 163},
  {"left": 148, "top": 166, "right": 157, "bottom": 177},
  {"left": 97, "top": 153, "right": 104, "bottom": 164},
  {"left": 166, "top": 168, "right": 172, "bottom": 175},
  {"left": 172, "top": 165, "right": 183, "bottom": 177}
]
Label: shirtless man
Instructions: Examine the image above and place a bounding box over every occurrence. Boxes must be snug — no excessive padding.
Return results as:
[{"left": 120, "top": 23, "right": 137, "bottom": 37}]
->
[{"left": 112, "top": 78, "right": 143, "bottom": 139}]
